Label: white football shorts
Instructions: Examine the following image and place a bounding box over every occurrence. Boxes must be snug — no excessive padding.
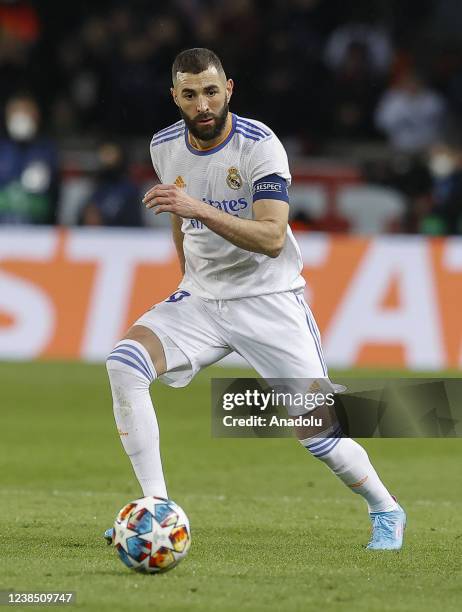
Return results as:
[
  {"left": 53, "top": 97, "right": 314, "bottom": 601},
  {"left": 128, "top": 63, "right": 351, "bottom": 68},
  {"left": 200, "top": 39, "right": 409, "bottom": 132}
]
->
[{"left": 134, "top": 289, "right": 332, "bottom": 406}]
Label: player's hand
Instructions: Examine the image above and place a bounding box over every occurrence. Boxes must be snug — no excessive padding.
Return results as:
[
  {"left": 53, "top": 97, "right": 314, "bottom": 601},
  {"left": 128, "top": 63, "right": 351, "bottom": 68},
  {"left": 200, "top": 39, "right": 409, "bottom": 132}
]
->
[{"left": 143, "top": 184, "right": 204, "bottom": 219}]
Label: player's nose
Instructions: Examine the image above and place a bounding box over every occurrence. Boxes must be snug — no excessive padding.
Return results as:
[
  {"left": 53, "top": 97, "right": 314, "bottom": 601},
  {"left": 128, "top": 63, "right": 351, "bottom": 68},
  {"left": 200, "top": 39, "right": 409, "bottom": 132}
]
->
[{"left": 196, "top": 95, "right": 209, "bottom": 113}]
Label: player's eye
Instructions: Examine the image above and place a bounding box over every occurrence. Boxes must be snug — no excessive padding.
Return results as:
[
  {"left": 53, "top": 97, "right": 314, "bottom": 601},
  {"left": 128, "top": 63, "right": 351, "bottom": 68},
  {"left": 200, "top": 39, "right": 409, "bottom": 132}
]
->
[{"left": 207, "top": 90, "right": 218, "bottom": 96}]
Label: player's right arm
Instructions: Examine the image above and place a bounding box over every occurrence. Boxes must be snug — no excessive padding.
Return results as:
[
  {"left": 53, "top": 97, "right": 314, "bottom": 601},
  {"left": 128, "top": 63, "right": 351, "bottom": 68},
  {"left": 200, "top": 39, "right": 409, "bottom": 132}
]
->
[
  {"left": 144, "top": 185, "right": 287, "bottom": 258},
  {"left": 149, "top": 139, "right": 185, "bottom": 275},
  {"left": 171, "top": 213, "right": 185, "bottom": 275}
]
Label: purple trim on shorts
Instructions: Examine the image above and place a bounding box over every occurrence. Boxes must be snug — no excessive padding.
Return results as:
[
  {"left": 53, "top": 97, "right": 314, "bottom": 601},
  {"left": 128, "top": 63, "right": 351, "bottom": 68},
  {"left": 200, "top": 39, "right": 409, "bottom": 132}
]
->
[{"left": 295, "top": 294, "right": 328, "bottom": 375}]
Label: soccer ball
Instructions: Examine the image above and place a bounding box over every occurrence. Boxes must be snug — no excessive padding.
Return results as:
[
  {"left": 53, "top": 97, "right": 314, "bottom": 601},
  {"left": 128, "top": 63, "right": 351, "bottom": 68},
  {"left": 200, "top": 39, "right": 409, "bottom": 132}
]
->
[{"left": 113, "top": 496, "right": 191, "bottom": 574}]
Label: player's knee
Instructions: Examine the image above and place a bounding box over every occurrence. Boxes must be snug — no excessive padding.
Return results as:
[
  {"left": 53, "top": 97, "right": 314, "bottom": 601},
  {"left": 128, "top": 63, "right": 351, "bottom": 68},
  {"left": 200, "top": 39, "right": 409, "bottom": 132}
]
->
[
  {"left": 299, "top": 423, "right": 344, "bottom": 463},
  {"left": 106, "top": 340, "right": 156, "bottom": 387},
  {"left": 124, "top": 325, "right": 167, "bottom": 375},
  {"left": 300, "top": 433, "right": 367, "bottom": 473}
]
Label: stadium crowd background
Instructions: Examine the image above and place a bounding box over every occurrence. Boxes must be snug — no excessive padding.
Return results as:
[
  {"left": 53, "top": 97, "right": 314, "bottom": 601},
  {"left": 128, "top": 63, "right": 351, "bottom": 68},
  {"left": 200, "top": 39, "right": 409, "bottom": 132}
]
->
[{"left": 1, "top": 0, "right": 462, "bottom": 233}]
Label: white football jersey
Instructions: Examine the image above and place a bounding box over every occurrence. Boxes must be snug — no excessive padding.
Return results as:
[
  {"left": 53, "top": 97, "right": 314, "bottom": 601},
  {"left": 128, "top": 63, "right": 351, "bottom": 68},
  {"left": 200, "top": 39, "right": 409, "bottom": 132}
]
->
[{"left": 150, "top": 113, "right": 305, "bottom": 299}]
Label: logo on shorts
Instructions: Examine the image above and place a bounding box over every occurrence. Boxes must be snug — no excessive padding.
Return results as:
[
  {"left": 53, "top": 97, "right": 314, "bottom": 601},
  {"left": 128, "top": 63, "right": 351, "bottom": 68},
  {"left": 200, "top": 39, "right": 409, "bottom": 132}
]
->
[
  {"left": 174, "top": 175, "right": 186, "bottom": 188},
  {"left": 308, "top": 380, "right": 322, "bottom": 393},
  {"left": 226, "top": 167, "right": 242, "bottom": 190}
]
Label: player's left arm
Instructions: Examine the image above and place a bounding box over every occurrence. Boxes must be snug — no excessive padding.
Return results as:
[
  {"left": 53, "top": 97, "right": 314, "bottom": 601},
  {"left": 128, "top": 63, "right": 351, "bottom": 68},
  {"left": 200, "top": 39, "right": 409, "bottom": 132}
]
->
[
  {"left": 143, "top": 185, "right": 288, "bottom": 258},
  {"left": 202, "top": 197, "right": 288, "bottom": 258}
]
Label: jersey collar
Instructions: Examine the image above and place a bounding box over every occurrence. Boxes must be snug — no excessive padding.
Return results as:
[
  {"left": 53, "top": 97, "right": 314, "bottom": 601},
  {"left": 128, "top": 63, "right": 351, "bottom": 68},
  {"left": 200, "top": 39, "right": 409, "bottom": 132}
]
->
[{"left": 185, "top": 113, "right": 236, "bottom": 156}]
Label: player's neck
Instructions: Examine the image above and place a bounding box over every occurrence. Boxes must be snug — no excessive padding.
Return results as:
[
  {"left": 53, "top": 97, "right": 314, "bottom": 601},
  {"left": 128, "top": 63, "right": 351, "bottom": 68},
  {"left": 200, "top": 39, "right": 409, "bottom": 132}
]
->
[{"left": 188, "top": 113, "right": 233, "bottom": 151}]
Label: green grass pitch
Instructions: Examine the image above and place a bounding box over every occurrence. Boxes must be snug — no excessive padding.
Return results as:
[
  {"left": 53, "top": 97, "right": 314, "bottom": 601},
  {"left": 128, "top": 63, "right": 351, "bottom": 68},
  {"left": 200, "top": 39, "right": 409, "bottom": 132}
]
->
[{"left": 1, "top": 362, "right": 461, "bottom": 611}]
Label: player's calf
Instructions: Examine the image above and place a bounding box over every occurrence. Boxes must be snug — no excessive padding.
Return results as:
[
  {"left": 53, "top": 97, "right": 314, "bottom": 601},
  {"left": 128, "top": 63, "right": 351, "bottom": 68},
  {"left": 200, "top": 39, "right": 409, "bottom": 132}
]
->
[{"left": 299, "top": 429, "right": 398, "bottom": 514}]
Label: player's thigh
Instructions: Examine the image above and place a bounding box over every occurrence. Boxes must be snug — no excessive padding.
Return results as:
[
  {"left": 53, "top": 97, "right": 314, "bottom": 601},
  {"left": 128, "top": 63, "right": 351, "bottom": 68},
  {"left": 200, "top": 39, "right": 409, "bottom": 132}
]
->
[
  {"left": 229, "top": 291, "right": 328, "bottom": 379},
  {"left": 132, "top": 291, "right": 231, "bottom": 385},
  {"left": 228, "top": 291, "right": 338, "bottom": 435},
  {"left": 122, "top": 324, "right": 167, "bottom": 376}
]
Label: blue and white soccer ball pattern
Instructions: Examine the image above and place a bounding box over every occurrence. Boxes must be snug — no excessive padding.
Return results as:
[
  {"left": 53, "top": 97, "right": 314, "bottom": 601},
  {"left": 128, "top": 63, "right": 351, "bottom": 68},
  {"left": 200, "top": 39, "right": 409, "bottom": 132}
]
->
[{"left": 113, "top": 496, "right": 191, "bottom": 573}]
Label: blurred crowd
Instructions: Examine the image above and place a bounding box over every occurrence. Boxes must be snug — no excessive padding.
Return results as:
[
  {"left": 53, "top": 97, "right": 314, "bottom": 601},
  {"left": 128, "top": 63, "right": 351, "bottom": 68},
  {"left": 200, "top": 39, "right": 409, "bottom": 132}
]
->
[{"left": 2, "top": 0, "right": 462, "bottom": 234}]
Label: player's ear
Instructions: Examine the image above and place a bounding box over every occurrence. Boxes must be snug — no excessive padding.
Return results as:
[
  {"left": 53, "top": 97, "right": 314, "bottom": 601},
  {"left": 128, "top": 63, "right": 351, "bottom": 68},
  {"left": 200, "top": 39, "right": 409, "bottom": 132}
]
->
[
  {"left": 226, "top": 79, "right": 234, "bottom": 103},
  {"left": 171, "top": 87, "right": 179, "bottom": 107}
]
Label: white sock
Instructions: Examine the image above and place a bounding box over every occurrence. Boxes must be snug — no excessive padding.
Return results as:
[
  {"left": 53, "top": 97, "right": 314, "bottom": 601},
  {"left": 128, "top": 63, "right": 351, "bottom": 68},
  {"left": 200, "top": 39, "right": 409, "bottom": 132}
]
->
[
  {"left": 300, "top": 427, "right": 398, "bottom": 513},
  {"left": 106, "top": 339, "right": 168, "bottom": 499}
]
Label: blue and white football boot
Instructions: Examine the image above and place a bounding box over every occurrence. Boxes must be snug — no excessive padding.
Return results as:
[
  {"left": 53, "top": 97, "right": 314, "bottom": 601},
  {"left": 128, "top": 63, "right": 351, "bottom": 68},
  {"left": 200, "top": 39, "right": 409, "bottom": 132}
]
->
[
  {"left": 366, "top": 503, "right": 406, "bottom": 550},
  {"left": 104, "top": 527, "right": 114, "bottom": 545}
]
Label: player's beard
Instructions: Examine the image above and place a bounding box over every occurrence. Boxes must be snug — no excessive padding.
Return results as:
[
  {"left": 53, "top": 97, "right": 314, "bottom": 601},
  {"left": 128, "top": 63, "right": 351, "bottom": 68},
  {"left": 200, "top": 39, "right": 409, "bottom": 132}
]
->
[{"left": 180, "top": 100, "right": 229, "bottom": 142}]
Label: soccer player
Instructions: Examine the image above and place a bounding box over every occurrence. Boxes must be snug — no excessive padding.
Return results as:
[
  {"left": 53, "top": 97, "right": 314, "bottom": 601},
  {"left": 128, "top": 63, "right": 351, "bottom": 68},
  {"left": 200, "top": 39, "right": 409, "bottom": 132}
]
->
[{"left": 105, "top": 48, "right": 406, "bottom": 550}]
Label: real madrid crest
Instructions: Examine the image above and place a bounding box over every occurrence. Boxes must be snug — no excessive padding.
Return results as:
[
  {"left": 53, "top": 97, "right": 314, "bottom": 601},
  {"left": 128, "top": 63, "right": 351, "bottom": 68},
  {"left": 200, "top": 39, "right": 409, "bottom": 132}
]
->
[{"left": 226, "top": 166, "right": 242, "bottom": 190}]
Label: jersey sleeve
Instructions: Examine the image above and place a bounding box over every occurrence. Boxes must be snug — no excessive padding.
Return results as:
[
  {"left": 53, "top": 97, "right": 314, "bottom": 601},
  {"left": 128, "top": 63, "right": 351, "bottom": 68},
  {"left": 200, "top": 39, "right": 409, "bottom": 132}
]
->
[{"left": 246, "top": 133, "right": 291, "bottom": 190}]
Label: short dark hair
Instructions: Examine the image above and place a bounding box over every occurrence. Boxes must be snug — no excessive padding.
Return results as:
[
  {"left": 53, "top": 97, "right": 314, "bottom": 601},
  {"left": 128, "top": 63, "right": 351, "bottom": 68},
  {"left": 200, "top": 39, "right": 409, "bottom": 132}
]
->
[{"left": 172, "top": 48, "right": 225, "bottom": 83}]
